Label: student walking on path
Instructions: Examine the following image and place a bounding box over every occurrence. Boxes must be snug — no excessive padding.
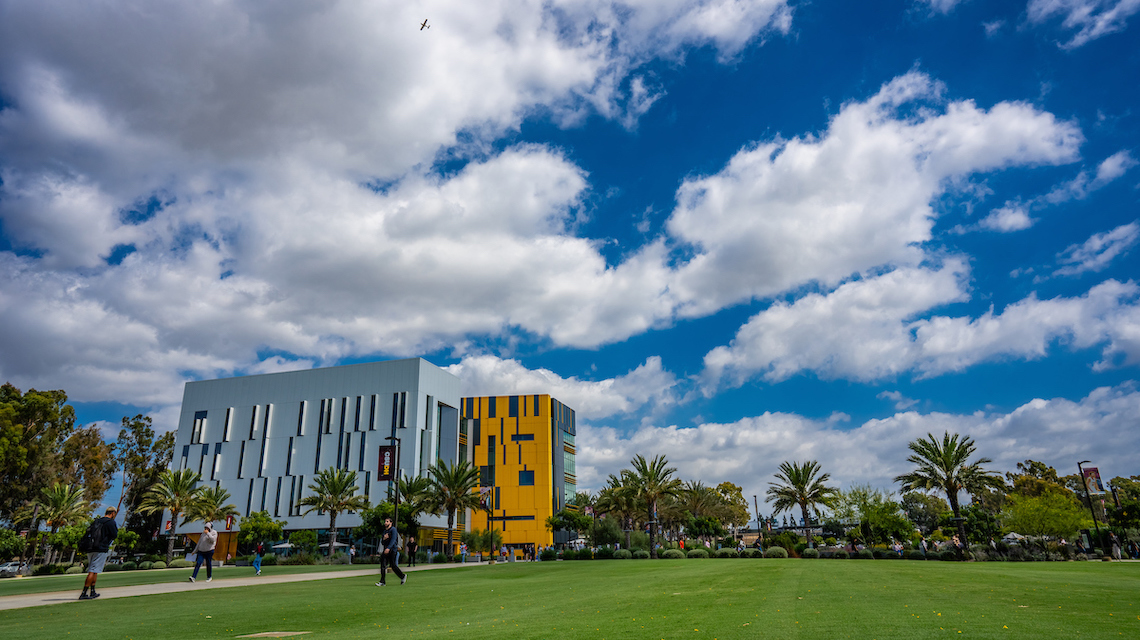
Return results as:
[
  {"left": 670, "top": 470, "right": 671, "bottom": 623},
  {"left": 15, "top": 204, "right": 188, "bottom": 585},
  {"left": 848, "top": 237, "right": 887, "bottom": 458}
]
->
[
  {"left": 407, "top": 539, "right": 418, "bottom": 567},
  {"left": 79, "top": 506, "right": 119, "bottom": 600},
  {"left": 189, "top": 522, "right": 218, "bottom": 583},
  {"left": 253, "top": 541, "right": 264, "bottom": 576},
  {"left": 375, "top": 517, "right": 406, "bottom": 587}
]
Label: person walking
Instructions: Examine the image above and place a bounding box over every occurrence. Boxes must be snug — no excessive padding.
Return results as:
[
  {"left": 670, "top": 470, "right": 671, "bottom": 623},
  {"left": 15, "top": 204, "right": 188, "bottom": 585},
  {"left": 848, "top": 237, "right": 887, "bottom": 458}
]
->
[
  {"left": 1110, "top": 532, "right": 1122, "bottom": 561},
  {"left": 407, "top": 538, "right": 418, "bottom": 567},
  {"left": 189, "top": 522, "right": 218, "bottom": 583},
  {"left": 349, "top": 544, "right": 356, "bottom": 565},
  {"left": 253, "top": 541, "right": 264, "bottom": 576},
  {"left": 79, "top": 506, "right": 119, "bottom": 600},
  {"left": 375, "top": 517, "right": 406, "bottom": 586}
]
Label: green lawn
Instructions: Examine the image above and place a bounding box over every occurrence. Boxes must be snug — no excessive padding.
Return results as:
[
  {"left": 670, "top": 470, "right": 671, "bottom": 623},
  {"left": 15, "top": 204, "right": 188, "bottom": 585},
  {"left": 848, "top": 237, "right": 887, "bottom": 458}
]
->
[
  {"left": 0, "top": 563, "right": 370, "bottom": 597},
  {"left": 2, "top": 559, "right": 1137, "bottom": 639}
]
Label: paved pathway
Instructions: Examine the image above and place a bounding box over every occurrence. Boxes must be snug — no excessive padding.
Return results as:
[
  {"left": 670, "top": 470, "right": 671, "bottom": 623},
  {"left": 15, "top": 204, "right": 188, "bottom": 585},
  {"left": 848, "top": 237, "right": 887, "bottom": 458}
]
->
[{"left": 0, "top": 562, "right": 487, "bottom": 611}]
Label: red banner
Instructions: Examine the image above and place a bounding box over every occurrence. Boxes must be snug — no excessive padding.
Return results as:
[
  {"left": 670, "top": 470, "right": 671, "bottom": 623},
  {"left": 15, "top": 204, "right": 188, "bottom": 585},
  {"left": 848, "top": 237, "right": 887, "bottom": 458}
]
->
[
  {"left": 377, "top": 445, "right": 396, "bottom": 481},
  {"left": 226, "top": 514, "right": 234, "bottom": 530}
]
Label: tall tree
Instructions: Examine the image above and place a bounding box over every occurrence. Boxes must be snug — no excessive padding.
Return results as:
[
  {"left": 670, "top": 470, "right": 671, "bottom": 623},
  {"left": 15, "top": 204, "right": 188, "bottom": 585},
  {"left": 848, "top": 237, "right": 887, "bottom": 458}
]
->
[
  {"left": 115, "top": 414, "right": 175, "bottom": 532},
  {"left": 0, "top": 384, "right": 77, "bottom": 522},
  {"left": 238, "top": 511, "right": 287, "bottom": 547},
  {"left": 137, "top": 468, "right": 204, "bottom": 565},
  {"left": 184, "top": 485, "right": 240, "bottom": 528},
  {"left": 894, "top": 432, "right": 1004, "bottom": 552},
  {"left": 596, "top": 474, "right": 640, "bottom": 550},
  {"left": 298, "top": 467, "right": 369, "bottom": 556},
  {"left": 626, "top": 454, "right": 682, "bottom": 558},
  {"left": 716, "top": 481, "right": 753, "bottom": 538},
  {"left": 36, "top": 483, "right": 89, "bottom": 564},
  {"left": 901, "top": 491, "right": 950, "bottom": 534},
  {"left": 397, "top": 475, "right": 435, "bottom": 524},
  {"left": 59, "top": 425, "right": 117, "bottom": 506},
  {"left": 766, "top": 460, "right": 838, "bottom": 549},
  {"left": 427, "top": 459, "right": 483, "bottom": 556}
]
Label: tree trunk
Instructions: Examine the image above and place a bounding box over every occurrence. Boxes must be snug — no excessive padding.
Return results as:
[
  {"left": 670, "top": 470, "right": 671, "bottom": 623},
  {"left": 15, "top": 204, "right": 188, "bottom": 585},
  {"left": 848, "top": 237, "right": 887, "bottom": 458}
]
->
[
  {"left": 447, "top": 509, "right": 455, "bottom": 556},
  {"left": 801, "top": 504, "right": 813, "bottom": 549},
  {"left": 329, "top": 513, "right": 338, "bottom": 558},
  {"left": 948, "top": 491, "right": 967, "bottom": 559},
  {"left": 649, "top": 500, "right": 658, "bottom": 559}
]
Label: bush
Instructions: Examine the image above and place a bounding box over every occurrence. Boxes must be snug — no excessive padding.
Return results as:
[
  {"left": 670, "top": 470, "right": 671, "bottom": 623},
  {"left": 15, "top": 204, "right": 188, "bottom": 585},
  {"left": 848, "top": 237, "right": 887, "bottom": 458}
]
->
[
  {"left": 540, "top": 549, "right": 558, "bottom": 561},
  {"left": 825, "top": 537, "right": 838, "bottom": 546},
  {"left": 65, "top": 565, "right": 85, "bottom": 574},
  {"left": 261, "top": 554, "right": 278, "bottom": 566},
  {"left": 687, "top": 549, "right": 709, "bottom": 559},
  {"left": 801, "top": 548, "right": 820, "bottom": 559},
  {"left": 764, "top": 547, "right": 789, "bottom": 559},
  {"left": 794, "top": 543, "right": 808, "bottom": 555},
  {"left": 872, "top": 549, "right": 885, "bottom": 559},
  {"left": 33, "top": 563, "right": 68, "bottom": 576},
  {"left": 432, "top": 553, "right": 448, "bottom": 563},
  {"left": 152, "top": 561, "right": 166, "bottom": 569},
  {"left": 661, "top": 549, "right": 686, "bottom": 559},
  {"left": 633, "top": 550, "right": 650, "bottom": 559},
  {"left": 745, "top": 549, "right": 764, "bottom": 558},
  {"left": 595, "top": 547, "right": 615, "bottom": 560},
  {"left": 831, "top": 549, "right": 849, "bottom": 559},
  {"left": 120, "top": 562, "right": 138, "bottom": 571},
  {"left": 904, "top": 550, "right": 926, "bottom": 561},
  {"left": 330, "top": 552, "right": 350, "bottom": 565},
  {"left": 138, "top": 561, "right": 154, "bottom": 570},
  {"left": 144, "top": 554, "right": 163, "bottom": 563},
  {"left": 169, "top": 559, "right": 194, "bottom": 568},
  {"left": 280, "top": 552, "right": 317, "bottom": 565},
  {"left": 614, "top": 549, "right": 632, "bottom": 559},
  {"left": 104, "top": 563, "right": 123, "bottom": 571},
  {"left": 714, "top": 548, "right": 738, "bottom": 558}
]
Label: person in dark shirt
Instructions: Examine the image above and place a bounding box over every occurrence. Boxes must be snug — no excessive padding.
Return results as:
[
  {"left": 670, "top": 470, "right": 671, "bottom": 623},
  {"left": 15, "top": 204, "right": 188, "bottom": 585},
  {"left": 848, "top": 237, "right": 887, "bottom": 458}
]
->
[
  {"left": 80, "top": 507, "right": 119, "bottom": 600},
  {"left": 375, "top": 517, "right": 406, "bottom": 586}
]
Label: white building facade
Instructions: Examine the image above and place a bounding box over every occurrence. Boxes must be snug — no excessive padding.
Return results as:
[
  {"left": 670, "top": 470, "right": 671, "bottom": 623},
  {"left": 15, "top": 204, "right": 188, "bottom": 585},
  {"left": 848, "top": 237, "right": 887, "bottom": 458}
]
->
[{"left": 170, "top": 358, "right": 461, "bottom": 535}]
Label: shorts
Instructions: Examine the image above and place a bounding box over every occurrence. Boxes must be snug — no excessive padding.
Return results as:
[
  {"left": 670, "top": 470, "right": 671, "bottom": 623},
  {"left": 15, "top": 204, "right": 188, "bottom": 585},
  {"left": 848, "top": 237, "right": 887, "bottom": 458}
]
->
[{"left": 87, "top": 552, "right": 109, "bottom": 574}]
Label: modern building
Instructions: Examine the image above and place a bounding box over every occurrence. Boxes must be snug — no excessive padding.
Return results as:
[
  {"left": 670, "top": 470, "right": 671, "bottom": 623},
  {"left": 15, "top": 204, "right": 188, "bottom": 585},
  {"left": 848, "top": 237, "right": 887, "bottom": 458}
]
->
[
  {"left": 461, "top": 394, "right": 577, "bottom": 551},
  {"left": 169, "top": 358, "right": 461, "bottom": 549}
]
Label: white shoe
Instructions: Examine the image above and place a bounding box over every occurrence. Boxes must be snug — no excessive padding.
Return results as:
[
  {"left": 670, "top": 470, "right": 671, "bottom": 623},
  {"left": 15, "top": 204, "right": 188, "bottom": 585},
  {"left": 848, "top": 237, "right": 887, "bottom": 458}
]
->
[
  {"left": 206, "top": 578, "right": 212, "bottom": 582},
  {"left": 188, "top": 577, "right": 195, "bottom": 583},
  {"left": 375, "top": 582, "right": 385, "bottom": 587},
  {"left": 400, "top": 575, "right": 407, "bottom": 585},
  {"left": 256, "top": 570, "right": 261, "bottom": 576}
]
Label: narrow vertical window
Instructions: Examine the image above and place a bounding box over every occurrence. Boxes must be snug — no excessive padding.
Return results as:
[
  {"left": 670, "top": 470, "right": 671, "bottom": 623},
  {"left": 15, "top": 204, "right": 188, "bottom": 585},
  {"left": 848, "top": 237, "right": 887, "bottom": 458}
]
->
[
  {"left": 314, "top": 427, "right": 323, "bottom": 473},
  {"left": 191, "top": 411, "right": 207, "bottom": 444},
  {"left": 369, "top": 395, "right": 377, "bottom": 430},
  {"left": 343, "top": 433, "right": 352, "bottom": 470},
  {"left": 260, "top": 477, "right": 268, "bottom": 512},
  {"left": 286, "top": 437, "right": 294, "bottom": 476},
  {"left": 211, "top": 443, "right": 222, "bottom": 480},
  {"left": 249, "top": 405, "right": 258, "bottom": 440},
  {"left": 262, "top": 404, "right": 272, "bottom": 438},
  {"left": 391, "top": 393, "right": 399, "bottom": 431},
  {"left": 358, "top": 432, "right": 367, "bottom": 471},
  {"left": 297, "top": 401, "right": 306, "bottom": 436},
  {"left": 318, "top": 399, "right": 327, "bottom": 433},
  {"left": 274, "top": 477, "right": 283, "bottom": 517},
  {"left": 237, "top": 442, "right": 246, "bottom": 479},
  {"left": 364, "top": 471, "right": 371, "bottom": 500},
  {"left": 287, "top": 476, "right": 296, "bottom": 517},
  {"left": 398, "top": 392, "right": 407, "bottom": 429},
  {"left": 223, "top": 408, "right": 233, "bottom": 442},
  {"left": 246, "top": 478, "right": 254, "bottom": 516},
  {"left": 354, "top": 396, "right": 362, "bottom": 431}
]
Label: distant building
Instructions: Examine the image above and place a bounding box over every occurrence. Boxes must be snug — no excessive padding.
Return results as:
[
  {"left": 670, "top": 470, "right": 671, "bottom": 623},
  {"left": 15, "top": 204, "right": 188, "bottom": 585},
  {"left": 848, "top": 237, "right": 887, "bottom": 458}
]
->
[
  {"left": 169, "top": 358, "right": 461, "bottom": 551},
  {"left": 461, "top": 394, "right": 577, "bottom": 551}
]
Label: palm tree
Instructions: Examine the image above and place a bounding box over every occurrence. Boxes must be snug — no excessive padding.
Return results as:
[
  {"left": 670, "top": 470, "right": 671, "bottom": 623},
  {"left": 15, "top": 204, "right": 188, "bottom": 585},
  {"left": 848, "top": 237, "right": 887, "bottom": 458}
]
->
[
  {"left": 766, "top": 460, "right": 837, "bottom": 549},
  {"left": 679, "top": 480, "right": 726, "bottom": 547},
  {"left": 37, "top": 483, "right": 88, "bottom": 564},
  {"left": 894, "top": 432, "right": 1004, "bottom": 552},
  {"left": 138, "top": 469, "right": 204, "bottom": 565},
  {"left": 398, "top": 475, "right": 435, "bottom": 524},
  {"left": 298, "top": 467, "right": 369, "bottom": 557},
  {"left": 184, "top": 485, "right": 240, "bottom": 528},
  {"left": 596, "top": 475, "right": 639, "bottom": 550},
  {"left": 426, "top": 459, "right": 482, "bottom": 556},
  {"left": 626, "top": 455, "right": 682, "bottom": 558}
]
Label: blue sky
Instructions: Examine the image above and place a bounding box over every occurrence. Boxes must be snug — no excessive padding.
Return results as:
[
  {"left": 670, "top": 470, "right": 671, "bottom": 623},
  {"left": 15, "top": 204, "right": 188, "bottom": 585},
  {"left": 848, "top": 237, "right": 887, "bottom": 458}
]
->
[{"left": 1, "top": 0, "right": 1138, "bottom": 504}]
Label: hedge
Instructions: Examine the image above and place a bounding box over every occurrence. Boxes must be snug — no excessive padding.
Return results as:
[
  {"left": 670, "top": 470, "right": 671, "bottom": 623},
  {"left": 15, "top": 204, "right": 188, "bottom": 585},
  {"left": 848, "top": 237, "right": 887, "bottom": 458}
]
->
[
  {"left": 801, "top": 548, "right": 820, "bottom": 559},
  {"left": 613, "top": 549, "right": 632, "bottom": 560},
  {"left": 660, "top": 549, "right": 686, "bottom": 559},
  {"left": 632, "top": 550, "right": 650, "bottom": 559},
  {"left": 763, "top": 547, "right": 789, "bottom": 559},
  {"left": 686, "top": 549, "right": 709, "bottom": 559}
]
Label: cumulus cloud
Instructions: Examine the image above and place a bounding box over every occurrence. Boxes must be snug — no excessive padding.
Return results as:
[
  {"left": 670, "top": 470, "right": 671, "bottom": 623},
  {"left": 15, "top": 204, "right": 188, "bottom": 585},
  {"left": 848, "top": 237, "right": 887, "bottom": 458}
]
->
[
  {"left": 664, "top": 71, "right": 1082, "bottom": 317},
  {"left": 577, "top": 383, "right": 1140, "bottom": 498},
  {"left": 1045, "top": 150, "right": 1136, "bottom": 203},
  {"left": 703, "top": 260, "right": 1140, "bottom": 388},
  {"left": 919, "top": 0, "right": 968, "bottom": 14},
  {"left": 1054, "top": 221, "right": 1140, "bottom": 277},
  {"left": 447, "top": 354, "right": 678, "bottom": 420},
  {"left": 977, "top": 203, "right": 1035, "bottom": 232},
  {"left": 1028, "top": 0, "right": 1140, "bottom": 48}
]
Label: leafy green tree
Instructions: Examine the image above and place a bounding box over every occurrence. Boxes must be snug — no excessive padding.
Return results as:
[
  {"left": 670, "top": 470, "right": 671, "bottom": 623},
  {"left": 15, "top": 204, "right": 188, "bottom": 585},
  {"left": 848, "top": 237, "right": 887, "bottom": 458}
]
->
[
  {"left": 60, "top": 425, "right": 117, "bottom": 506},
  {"left": 427, "top": 459, "right": 483, "bottom": 555},
  {"left": 137, "top": 468, "right": 204, "bottom": 565},
  {"left": 894, "top": 432, "right": 1004, "bottom": 550},
  {"left": 716, "top": 481, "right": 753, "bottom": 535},
  {"left": 115, "top": 530, "right": 140, "bottom": 557},
  {"left": 686, "top": 515, "right": 726, "bottom": 542},
  {"left": 357, "top": 501, "right": 420, "bottom": 546},
  {"left": 901, "top": 491, "right": 950, "bottom": 534},
  {"left": 1107, "top": 499, "right": 1140, "bottom": 529},
  {"left": 766, "top": 460, "right": 838, "bottom": 549},
  {"left": 298, "top": 467, "right": 369, "bottom": 556},
  {"left": 1001, "top": 492, "right": 1091, "bottom": 539},
  {"left": 290, "top": 529, "right": 318, "bottom": 555},
  {"left": 115, "top": 414, "right": 175, "bottom": 534},
  {"left": 1109, "top": 476, "right": 1140, "bottom": 502},
  {"left": 35, "top": 483, "right": 88, "bottom": 564},
  {"left": 833, "top": 485, "right": 912, "bottom": 545},
  {"left": 0, "top": 384, "right": 77, "bottom": 522},
  {"left": 0, "top": 528, "right": 24, "bottom": 560},
  {"left": 626, "top": 454, "right": 682, "bottom": 558},
  {"left": 943, "top": 504, "right": 1000, "bottom": 544},
  {"left": 596, "top": 475, "right": 640, "bottom": 550},
  {"left": 184, "top": 485, "right": 240, "bottom": 527},
  {"left": 397, "top": 475, "right": 435, "bottom": 523},
  {"left": 238, "top": 511, "right": 287, "bottom": 547},
  {"left": 46, "top": 521, "right": 90, "bottom": 564},
  {"left": 545, "top": 507, "right": 592, "bottom": 537},
  {"left": 589, "top": 515, "right": 623, "bottom": 546}
]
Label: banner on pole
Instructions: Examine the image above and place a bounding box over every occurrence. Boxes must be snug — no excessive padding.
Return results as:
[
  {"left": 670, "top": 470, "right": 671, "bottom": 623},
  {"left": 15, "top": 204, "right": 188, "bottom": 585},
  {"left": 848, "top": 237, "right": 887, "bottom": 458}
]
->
[
  {"left": 1083, "top": 467, "right": 1106, "bottom": 495},
  {"left": 377, "top": 445, "right": 396, "bottom": 481}
]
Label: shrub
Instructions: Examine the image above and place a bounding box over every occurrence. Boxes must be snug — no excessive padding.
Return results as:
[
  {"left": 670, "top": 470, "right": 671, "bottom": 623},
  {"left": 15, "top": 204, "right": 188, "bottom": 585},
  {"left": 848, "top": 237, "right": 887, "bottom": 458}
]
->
[
  {"left": 687, "top": 549, "right": 710, "bottom": 559},
  {"left": 746, "top": 549, "right": 764, "bottom": 558},
  {"left": 138, "top": 561, "right": 154, "bottom": 570},
  {"left": 104, "top": 563, "right": 123, "bottom": 572},
  {"left": 169, "top": 559, "right": 194, "bottom": 568},
  {"left": 65, "top": 565, "right": 85, "bottom": 574},
  {"left": 152, "top": 561, "right": 166, "bottom": 569},
  {"left": 801, "top": 548, "right": 820, "bottom": 559},
  {"left": 432, "top": 553, "right": 448, "bottom": 563},
  {"left": 871, "top": 549, "right": 885, "bottom": 559},
  {"left": 595, "top": 547, "right": 615, "bottom": 560},
  {"left": 855, "top": 549, "right": 875, "bottom": 560},
  {"left": 331, "top": 552, "right": 350, "bottom": 565},
  {"left": 633, "top": 549, "right": 650, "bottom": 559},
  {"left": 280, "top": 553, "right": 317, "bottom": 565},
  {"left": 661, "top": 549, "right": 686, "bottom": 559},
  {"left": 825, "top": 537, "right": 838, "bottom": 546},
  {"left": 144, "top": 554, "right": 163, "bottom": 563},
  {"left": 714, "top": 548, "right": 738, "bottom": 558},
  {"left": 831, "top": 549, "right": 849, "bottom": 559},
  {"left": 763, "top": 547, "right": 789, "bottom": 559},
  {"left": 540, "top": 549, "right": 558, "bottom": 561},
  {"left": 579, "top": 549, "right": 594, "bottom": 560},
  {"left": 905, "top": 550, "right": 926, "bottom": 561},
  {"left": 614, "top": 549, "right": 632, "bottom": 560},
  {"left": 120, "top": 562, "right": 138, "bottom": 571},
  {"left": 794, "top": 543, "right": 808, "bottom": 555},
  {"left": 561, "top": 550, "right": 576, "bottom": 560},
  {"left": 261, "top": 554, "right": 278, "bottom": 566}
]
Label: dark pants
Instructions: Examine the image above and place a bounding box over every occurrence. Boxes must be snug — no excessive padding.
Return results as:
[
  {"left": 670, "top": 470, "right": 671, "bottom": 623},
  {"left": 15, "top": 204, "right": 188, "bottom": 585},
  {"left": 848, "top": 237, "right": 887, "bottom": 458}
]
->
[
  {"left": 192, "top": 549, "right": 214, "bottom": 579},
  {"left": 408, "top": 549, "right": 417, "bottom": 566},
  {"left": 379, "top": 551, "right": 404, "bottom": 584}
]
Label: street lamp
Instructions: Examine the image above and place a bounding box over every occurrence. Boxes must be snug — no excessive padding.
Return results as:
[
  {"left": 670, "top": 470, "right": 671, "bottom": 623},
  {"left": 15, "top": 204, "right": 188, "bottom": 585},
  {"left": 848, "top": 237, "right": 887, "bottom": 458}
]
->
[
  {"left": 386, "top": 436, "right": 402, "bottom": 546},
  {"left": 753, "top": 495, "right": 761, "bottom": 546},
  {"left": 1077, "top": 460, "right": 1104, "bottom": 552}
]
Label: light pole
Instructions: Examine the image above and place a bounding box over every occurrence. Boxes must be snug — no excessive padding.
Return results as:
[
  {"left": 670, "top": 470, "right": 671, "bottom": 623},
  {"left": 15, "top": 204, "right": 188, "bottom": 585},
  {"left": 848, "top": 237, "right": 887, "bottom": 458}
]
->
[
  {"left": 1077, "top": 460, "right": 1104, "bottom": 552},
  {"left": 753, "top": 495, "right": 761, "bottom": 546},
  {"left": 386, "top": 436, "right": 401, "bottom": 548}
]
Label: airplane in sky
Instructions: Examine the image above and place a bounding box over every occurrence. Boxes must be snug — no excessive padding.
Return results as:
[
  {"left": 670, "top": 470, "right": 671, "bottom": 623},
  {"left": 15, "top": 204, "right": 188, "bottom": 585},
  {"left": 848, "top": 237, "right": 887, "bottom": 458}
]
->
[{"left": 420, "top": 19, "right": 429, "bottom": 30}]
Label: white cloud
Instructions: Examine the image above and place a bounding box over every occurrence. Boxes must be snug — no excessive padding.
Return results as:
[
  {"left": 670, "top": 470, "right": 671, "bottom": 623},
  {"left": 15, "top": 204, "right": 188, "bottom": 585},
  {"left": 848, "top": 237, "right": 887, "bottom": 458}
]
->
[
  {"left": 977, "top": 203, "right": 1035, "bottom": 232},
  {"left": 919, "top": 0, "right": 968, "bottom": 14},
  {"left": 664, "top": 71, "right": 1082, "bottom": 317},
  {"left": 1028, "top": 0, "right": 1140, "bottom": 48},
  {"left": 446, "top": 354, "right": 678, "bottom": 421},
  {"left": 1054, "top": 221, "right": 1140, "bottom": 277},
  {"left": 1046, "top": 150, "right": 1136, "bottom": 203},
  {"left": 577, "top": 383, "right": 1140, "bottom": 500},
  {"left": 878, "top": 390, "right": 920, "bottom": 410},
  {"left": 703, "top": 260, "right": 1140, "bottom": 387}
]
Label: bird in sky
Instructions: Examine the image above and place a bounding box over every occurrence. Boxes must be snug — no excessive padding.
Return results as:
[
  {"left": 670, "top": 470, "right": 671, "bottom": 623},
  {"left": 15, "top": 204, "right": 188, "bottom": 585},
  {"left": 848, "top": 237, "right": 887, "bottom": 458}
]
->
[{"left": 420, "top": 19, "right": 429, "bottom": 30}]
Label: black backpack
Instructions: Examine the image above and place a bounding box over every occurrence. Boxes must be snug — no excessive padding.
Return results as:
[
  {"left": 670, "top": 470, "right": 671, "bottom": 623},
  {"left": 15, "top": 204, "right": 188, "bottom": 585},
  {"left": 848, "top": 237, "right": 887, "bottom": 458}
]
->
[{"left": 78, "top": 517, "right": 107, "bottom": 553}]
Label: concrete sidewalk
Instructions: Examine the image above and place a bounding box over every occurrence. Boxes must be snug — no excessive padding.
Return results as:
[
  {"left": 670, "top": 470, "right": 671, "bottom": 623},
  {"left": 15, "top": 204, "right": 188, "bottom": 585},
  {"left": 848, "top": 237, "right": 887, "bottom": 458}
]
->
[{"left": 0, "top": 562, "right": 486, "bottom": 611}]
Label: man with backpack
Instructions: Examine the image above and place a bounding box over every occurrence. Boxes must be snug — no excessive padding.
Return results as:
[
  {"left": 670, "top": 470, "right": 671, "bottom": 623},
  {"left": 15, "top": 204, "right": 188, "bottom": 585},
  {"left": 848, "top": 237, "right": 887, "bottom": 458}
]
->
[{"left": 79, "top": 506, "right": 119, "bottom": 600}]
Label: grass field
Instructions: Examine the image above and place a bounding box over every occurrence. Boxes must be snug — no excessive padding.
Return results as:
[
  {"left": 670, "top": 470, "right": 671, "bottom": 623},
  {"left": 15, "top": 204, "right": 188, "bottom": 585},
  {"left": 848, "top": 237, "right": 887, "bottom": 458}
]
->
[{"left": 1, "top": 559, "right": 1137, "bottom": 639}]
